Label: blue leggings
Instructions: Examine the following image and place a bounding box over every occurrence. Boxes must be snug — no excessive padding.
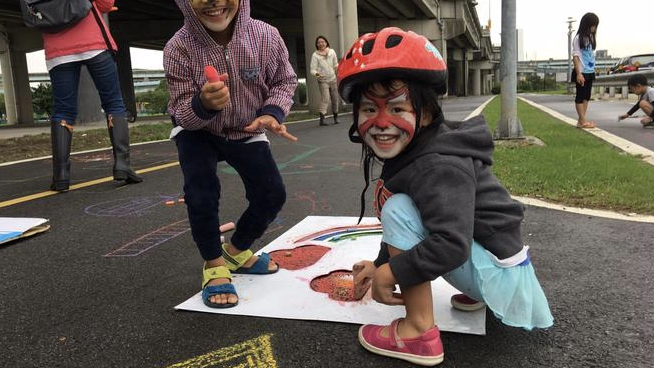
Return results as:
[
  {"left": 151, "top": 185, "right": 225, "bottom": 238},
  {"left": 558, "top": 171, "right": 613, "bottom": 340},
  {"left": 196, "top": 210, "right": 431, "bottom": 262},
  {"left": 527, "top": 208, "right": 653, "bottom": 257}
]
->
[{"left": 380, "top": 193, "right": 484, "bottom": 301}]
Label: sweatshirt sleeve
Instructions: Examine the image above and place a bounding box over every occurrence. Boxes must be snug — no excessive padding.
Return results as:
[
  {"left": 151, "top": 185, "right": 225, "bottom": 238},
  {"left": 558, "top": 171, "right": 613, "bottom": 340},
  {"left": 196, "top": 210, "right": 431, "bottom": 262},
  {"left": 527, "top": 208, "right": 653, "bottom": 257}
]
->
[
  {"left": 388, "top": 161, "right": 476, "bottom": 289},
  {"left": 163, "top": 40, "right": 216, "bottom": 130},
  {"left": 260, "top": 28, "right": 298, "bottom": 123}
]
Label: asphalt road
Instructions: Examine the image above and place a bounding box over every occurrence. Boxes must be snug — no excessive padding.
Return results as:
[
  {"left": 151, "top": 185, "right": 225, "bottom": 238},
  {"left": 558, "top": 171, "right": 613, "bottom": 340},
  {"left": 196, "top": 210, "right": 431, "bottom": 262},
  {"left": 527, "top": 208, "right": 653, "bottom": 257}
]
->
[{"left": 1, "top": 95, "right": 653, "bottom": 368}]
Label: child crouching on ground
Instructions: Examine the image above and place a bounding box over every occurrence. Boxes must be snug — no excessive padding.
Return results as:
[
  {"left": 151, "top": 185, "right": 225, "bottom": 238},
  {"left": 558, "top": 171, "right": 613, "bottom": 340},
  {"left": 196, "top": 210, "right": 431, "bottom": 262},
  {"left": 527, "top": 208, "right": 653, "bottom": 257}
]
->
[
  {"left": 618, "top": 74, "right": 654, "bottom": 127},
  {"left": 338, "top": 27, "right": 554, "bottom": 366}
]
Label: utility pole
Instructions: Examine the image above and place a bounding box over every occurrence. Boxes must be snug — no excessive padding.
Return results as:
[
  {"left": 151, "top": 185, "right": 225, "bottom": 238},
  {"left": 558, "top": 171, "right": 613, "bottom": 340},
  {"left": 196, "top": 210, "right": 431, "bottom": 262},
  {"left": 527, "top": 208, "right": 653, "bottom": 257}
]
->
[
  {"left": 494, "top": 0, "right": 523, "bottom": 139},
  {"left": 566, "top": 17, "right": 576, "bottom": 91}
]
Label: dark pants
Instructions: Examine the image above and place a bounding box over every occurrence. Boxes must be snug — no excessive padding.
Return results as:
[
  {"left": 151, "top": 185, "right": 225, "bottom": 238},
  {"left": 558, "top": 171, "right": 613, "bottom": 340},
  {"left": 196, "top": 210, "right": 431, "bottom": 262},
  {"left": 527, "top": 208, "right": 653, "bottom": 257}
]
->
[
  {"left": 574, "top": 72, "right": 595, "bottom": 103},
  {"left": 175, "top": 129, "right": 286, "bottom": 261},
  {"left": 48, "top": 50, "right": 125, "bottom": 122}
]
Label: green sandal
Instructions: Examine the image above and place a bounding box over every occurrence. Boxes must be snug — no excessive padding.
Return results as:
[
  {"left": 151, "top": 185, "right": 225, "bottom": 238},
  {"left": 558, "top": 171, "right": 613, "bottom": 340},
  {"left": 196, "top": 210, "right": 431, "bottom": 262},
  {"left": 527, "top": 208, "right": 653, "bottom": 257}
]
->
[
  {"left": 202, "top": 265, "right": 238, "bottom": 308},
  {"left": 221, "top": 243, "right": 279, "bottom": 274}
]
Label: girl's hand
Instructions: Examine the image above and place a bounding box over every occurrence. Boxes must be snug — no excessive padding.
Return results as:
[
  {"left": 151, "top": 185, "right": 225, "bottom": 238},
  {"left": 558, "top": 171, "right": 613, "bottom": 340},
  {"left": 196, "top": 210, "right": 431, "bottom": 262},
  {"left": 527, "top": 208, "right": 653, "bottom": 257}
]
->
[
  {"left": 245, "top": 115, "right": 298, "bottom": 142},
  {"left": 576, "top": 73, "right": 585, "bottom": 86},
  {"left": 352, "top": 261, "right": 376, "bottom": 300},
  {"left": 371, "top": 263, "right": 403, "bottom": 306}
]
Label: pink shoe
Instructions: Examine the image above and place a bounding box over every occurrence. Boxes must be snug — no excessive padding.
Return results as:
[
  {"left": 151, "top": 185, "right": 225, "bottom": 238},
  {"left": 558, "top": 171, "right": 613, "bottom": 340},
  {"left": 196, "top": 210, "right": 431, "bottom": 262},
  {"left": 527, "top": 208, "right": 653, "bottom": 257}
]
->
[
  {"left": 358, "top": 318, "right": 444, "bottom": 366},
  {"left": 450, "top": 294, "right": 486, "bottom": 312}
]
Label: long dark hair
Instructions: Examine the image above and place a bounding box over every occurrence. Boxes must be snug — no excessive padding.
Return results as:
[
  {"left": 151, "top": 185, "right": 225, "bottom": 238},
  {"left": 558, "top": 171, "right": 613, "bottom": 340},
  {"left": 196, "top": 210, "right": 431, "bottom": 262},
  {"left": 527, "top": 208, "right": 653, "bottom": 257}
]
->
[
  {"left": 576, "top": 12, "right": 599, "bottom": 50},
  {"left": 349, "top": 79, "right": 444, "bottom": 223}
]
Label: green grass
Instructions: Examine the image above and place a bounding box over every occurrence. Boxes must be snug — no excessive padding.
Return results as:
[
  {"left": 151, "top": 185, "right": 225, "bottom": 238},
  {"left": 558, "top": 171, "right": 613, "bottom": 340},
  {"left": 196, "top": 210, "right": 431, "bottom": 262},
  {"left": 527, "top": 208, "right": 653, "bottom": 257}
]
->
[
  {"left": 0, "top": 110, "right": 320, "bottom": 164},
  {"left": 485, "top": 96, "right": 654, "bottom": 214}
]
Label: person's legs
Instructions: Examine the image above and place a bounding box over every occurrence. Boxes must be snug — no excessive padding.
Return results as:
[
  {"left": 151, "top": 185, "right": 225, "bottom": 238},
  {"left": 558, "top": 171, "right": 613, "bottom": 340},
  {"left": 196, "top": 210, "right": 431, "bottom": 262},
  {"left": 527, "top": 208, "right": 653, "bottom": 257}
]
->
[
  {"left": 318, "top": 82, "right": 329, "bottom": 125},
  {"left": 48, "top": 61, "right": 82, "bottom": 191},
  {"left": 328, "top": 80, "right": 340, "bottom": 124},
  {"left": 358, "top": 193, "right": 443, "bottom": 365},
  {"left": 574, "top": 76, "right": 596, "bottom": 128},
  {"left": 176, "top": 130, "right": 235, "bottom": 306},
  {"left": 639, "top": 100, "right": 654, "bottom": 125},
  {"left": 222, "top": 140, "right": 284, "bottom": 270},
  {"left": 85, "top": 51, "right": 142, "bottom": 183}
]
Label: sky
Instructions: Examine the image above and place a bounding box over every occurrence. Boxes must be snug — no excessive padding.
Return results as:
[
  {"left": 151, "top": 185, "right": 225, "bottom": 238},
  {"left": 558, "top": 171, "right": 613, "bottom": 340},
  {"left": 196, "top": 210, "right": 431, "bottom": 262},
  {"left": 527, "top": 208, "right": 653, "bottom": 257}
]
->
[
  {"left": 25, "top": 0, "right": 654, "bottom": 72},
  {"left": 475, "top": 0, "right": 653, "bottom": 60}
]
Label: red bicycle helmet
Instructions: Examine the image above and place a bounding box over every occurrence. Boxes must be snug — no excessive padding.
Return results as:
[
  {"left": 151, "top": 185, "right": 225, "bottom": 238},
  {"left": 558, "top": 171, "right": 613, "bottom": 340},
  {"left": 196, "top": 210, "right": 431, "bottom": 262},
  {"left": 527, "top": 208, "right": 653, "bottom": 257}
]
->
[{"left": 337, "top": 27, "right": 447, "bottom": 103}]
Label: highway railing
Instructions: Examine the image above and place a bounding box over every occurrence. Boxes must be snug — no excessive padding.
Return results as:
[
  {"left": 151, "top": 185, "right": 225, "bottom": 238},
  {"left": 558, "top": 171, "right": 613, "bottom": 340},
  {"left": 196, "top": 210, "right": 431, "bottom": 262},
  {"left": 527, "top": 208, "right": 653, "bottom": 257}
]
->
[{"left": 590, "top": 70, "right": 654, "bottom": 99}]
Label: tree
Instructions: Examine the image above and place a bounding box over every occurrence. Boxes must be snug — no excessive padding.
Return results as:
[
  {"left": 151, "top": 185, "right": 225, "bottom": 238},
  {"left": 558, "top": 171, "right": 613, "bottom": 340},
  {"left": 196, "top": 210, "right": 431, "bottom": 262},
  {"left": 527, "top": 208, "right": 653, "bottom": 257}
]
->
[
  {"left": 31, "top": 83, "right": 53, "bottom": 117},
  {"left": 136, "top": 80, "right": 170, "bottom": 114}
]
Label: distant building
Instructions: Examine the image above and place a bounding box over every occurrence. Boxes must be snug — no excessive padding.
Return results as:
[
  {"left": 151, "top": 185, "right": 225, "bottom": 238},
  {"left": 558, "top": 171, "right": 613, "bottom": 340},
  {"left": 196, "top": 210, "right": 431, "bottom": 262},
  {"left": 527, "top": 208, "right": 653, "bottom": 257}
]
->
[{"left": 596, "top": 49, "right": 610, "bottom": 58}]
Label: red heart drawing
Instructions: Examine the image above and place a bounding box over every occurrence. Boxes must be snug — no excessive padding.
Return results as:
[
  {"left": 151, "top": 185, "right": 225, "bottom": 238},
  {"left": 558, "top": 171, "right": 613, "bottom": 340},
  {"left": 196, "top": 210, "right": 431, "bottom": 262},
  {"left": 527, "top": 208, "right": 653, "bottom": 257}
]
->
[
  {"left": 310, "top": 270, "right": 356, "bottom": 302},
  {"left": 269, "top": 244, "right": 331, "bottom": 270}
]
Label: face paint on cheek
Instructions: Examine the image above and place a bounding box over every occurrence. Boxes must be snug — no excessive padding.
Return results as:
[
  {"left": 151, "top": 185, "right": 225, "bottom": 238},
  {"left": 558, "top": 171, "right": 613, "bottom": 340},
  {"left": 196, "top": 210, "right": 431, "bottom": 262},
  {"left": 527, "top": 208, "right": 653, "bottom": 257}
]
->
[{"left": 358, "top": 88, "right": 417, "bottom": 140}]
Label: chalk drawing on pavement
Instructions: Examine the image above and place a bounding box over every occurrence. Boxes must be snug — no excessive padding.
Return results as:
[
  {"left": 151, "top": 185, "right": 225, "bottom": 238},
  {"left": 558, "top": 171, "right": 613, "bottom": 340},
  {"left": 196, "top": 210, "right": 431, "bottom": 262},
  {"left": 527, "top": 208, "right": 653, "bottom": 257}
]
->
[
  {"left": 104, "top": 218, "right": 190, "bottom": 257},
  {"left": 164, "top": 333, "right": 276, "bottom": 368}
]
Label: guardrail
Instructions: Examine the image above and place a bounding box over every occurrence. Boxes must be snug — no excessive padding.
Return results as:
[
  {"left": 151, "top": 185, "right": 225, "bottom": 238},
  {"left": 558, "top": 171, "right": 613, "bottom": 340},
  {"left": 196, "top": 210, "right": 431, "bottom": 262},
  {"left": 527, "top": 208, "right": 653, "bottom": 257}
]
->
[{"left": 590, "top": 70, "right": 654, "bottom": 99}]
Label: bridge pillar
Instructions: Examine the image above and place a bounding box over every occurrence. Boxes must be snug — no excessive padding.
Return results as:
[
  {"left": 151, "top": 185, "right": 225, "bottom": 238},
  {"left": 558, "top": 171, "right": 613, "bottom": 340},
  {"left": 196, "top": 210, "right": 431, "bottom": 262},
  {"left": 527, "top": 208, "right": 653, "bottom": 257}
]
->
[
  {"left": 472, "top": 67, "right": 481, "bottom": 96},
  {"left": 115, "top": 38, "right": 137, "bottom": 120},
  {"left": 76, "top": 67, "right": 105, "bottom": 124},
  {"left": 609, "top": 86, "right": 615, "bottom": 98},
  {"left": 0, "top": 27, "right": 35, "bottom": 125},
  {"left": 301, "top": 0, "right": 358, "bottom": 114}
]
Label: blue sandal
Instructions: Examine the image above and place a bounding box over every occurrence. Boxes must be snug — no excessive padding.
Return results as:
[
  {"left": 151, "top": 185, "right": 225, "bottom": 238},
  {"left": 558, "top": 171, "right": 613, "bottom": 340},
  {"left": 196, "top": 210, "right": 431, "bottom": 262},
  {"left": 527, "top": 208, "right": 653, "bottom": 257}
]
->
[
  {"left": 221, "top": 243, "right": 279, "bottom": 274},
  {"left": 202, "top": 265, "right": 238, "bottom": 308}
]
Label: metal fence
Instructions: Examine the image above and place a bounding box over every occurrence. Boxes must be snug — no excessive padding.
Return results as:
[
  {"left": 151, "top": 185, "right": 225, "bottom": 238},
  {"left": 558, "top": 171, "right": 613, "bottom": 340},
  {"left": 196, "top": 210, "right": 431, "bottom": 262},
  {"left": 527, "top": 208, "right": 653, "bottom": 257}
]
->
[{"left": 591, "top": 70, "right": 654, "bottom": 99}]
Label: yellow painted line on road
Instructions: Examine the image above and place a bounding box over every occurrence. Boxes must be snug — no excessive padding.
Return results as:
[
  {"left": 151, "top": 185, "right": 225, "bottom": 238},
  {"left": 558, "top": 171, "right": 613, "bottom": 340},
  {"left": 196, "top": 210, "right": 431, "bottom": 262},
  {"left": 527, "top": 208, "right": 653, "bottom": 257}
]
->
[
  {"left": 0, "top": 161, "right": 180, "bottom": 209},
  {"left": 165, "top": 334, "right": 276, "bottom": 368}
]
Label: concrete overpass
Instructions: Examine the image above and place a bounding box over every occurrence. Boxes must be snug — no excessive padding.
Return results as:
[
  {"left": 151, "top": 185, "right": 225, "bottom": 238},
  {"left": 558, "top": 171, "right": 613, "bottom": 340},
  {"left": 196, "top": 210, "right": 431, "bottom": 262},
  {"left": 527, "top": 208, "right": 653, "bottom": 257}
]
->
[{"left": 0, "top": 0, "right": 496, "bottom": 125}]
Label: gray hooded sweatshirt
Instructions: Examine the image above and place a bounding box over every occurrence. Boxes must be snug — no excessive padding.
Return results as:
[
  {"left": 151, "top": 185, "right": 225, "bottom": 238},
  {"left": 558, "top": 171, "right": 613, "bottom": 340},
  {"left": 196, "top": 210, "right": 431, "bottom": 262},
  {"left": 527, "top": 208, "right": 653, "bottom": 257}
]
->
[{"left": 373, "top": 115, "right": 525, "bottom": 289}]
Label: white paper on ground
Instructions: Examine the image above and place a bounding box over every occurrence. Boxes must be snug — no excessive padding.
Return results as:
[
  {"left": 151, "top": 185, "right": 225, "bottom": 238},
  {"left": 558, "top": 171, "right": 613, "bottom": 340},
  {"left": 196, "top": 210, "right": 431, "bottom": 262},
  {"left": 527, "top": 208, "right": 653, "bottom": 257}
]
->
[
  {"left": 0, "top": 217, "right": 49, "bottom": 243},
  {"left": 175, "top": 216, "right": 486, "bottom": 335}
]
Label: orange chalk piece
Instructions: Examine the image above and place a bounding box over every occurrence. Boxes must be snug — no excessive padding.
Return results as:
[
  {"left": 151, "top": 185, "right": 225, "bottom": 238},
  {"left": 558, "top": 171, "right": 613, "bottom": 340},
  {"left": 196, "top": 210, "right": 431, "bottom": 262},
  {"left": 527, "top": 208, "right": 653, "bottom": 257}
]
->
[
  {"left": 164, "top": 200, "right": 175, "bottom": 205},
  {"left": 219, "top": 221, "right": 235, "bottom": 233}
]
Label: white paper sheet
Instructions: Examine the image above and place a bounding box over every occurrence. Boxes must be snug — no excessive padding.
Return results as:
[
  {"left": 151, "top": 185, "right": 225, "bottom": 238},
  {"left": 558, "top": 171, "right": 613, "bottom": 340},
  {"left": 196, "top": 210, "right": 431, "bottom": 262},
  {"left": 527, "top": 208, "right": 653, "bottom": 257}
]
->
[
  {"left": 175, "top": 216, "right": 486, "bottom": 335},
  {"left": 0, "top": 217, "right": 49, "bottom": 243}
]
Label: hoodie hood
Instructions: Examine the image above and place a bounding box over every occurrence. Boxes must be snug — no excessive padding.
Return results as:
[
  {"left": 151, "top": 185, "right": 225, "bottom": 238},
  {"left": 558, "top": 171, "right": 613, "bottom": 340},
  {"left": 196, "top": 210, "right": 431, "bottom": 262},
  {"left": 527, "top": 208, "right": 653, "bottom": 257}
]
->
[
  {"left": 174, "top": 0, "right": 250, "bottom": 48},
  {"left": 381, "top": 114, "right": 495, "bottom": 177}
]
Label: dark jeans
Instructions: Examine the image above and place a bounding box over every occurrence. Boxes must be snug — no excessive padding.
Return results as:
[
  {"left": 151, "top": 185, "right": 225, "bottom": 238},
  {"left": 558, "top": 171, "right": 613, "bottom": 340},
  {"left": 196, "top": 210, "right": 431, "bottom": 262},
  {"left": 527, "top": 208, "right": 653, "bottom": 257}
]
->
[
  {"left": 175, "top": 129, "right": 286, "bottom": 261},
  {"left": 48, "top": 50, "right": 125, "bottom": 123}
]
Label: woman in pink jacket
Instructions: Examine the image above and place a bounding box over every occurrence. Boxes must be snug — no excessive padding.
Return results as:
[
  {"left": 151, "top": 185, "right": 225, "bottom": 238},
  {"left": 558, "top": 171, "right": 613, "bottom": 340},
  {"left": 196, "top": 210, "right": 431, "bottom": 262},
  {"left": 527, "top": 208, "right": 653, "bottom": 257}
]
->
[{"left": 43, "top": 0, "right": 142, "bottom": 192}]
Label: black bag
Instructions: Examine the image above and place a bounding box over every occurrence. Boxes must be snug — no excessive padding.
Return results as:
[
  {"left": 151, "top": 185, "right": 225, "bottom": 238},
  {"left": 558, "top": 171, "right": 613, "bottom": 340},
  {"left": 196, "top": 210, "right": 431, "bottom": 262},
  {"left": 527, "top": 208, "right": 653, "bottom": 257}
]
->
[{"left": 20, "top": 0, "right": 93, "bottom": 34}]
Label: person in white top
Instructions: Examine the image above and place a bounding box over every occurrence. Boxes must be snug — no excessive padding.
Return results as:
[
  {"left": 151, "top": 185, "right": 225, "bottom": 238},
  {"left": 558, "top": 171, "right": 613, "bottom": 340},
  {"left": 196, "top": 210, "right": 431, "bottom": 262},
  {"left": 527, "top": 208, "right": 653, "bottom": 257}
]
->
[
  {"left": 310, "top": 35, "right": 340, "bottom": 126},
  {"left": 571, "top": 12, "right": 599, "bottom": 129}
]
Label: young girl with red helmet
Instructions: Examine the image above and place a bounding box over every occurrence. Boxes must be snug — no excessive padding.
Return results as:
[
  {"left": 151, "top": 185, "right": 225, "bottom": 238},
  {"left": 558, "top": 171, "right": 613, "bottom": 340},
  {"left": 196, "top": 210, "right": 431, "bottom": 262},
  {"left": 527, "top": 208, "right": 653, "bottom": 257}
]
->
[{"left": 338, "top": 27, "right": 553, "bottom": 366}]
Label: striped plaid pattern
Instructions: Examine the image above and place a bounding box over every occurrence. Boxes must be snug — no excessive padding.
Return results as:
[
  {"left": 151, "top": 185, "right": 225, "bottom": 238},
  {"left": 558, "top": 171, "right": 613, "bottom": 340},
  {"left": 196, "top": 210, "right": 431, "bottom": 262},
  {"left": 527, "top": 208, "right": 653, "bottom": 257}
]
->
[{"left": 164, "top": 0, "right": 297, "bottom": 140}]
